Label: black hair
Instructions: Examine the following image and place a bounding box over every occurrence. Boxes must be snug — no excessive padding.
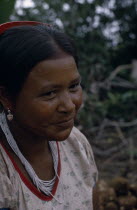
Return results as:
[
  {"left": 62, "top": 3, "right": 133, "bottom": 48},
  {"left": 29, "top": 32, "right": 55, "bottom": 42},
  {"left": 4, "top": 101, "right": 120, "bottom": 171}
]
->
[{"left": 0, "top": 24, "right": 78, "bottom": 98}]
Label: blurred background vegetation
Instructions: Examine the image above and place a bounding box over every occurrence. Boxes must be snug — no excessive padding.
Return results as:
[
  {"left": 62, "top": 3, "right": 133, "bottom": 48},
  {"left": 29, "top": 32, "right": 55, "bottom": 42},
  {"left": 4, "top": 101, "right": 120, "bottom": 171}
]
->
[{"left": 1, "top": 0, "right": 137, "bottom": 183}]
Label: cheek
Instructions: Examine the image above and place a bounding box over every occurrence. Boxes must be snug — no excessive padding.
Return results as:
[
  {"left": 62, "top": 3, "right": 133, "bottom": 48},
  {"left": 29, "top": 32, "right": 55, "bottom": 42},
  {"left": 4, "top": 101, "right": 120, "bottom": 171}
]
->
[
  {"left": 73, "top": 88, "right": 83, "bottom": 111},
  {"left": 28, "top": 101, "right": 56, "bottom": 121},
  {"left": 15, "top": 100, "right": 54, "bottom": 125}
]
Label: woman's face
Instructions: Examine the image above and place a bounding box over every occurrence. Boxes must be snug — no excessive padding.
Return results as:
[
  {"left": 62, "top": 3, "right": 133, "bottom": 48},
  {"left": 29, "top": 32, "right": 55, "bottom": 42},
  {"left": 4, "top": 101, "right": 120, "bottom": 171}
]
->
[{"left": 13, "top": 55, "right": 83, "bottom": 141}]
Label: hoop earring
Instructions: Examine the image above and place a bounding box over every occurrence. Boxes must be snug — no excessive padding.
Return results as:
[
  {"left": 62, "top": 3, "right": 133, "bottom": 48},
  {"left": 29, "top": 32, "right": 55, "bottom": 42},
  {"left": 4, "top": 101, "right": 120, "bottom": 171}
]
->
[{"left": 7, "top": 109, "right": 13, "bottom": 121}]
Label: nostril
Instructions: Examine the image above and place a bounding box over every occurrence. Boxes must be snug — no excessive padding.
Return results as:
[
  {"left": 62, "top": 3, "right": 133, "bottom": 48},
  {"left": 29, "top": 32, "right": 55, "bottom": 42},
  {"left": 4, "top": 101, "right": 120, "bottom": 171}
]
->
[
  {"left": 57, "top": 95, "right": 75, "bottom": 113},
  {"left": 58, "top": 102, "right": 75, "bottom": 113}
]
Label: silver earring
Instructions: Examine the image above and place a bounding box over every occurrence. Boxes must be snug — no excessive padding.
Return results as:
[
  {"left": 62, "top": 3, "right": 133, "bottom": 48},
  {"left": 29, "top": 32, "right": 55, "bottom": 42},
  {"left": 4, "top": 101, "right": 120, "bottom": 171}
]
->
[{"left": 7, "top": 109, "right": 13, "bottom": 121}]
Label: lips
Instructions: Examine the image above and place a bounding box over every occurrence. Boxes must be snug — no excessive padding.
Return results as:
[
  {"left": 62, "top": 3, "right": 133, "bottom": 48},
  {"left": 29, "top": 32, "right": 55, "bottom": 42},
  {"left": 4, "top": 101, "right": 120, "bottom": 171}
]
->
[{"left": 56, "top": 118, "right": 74, "bottom": 128}]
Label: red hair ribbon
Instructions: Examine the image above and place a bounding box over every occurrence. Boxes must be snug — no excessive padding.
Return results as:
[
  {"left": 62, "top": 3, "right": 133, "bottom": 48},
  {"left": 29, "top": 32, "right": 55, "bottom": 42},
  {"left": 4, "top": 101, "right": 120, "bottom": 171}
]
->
[{"left": 0, "top": 21, "right": 50, "bottom": 35}]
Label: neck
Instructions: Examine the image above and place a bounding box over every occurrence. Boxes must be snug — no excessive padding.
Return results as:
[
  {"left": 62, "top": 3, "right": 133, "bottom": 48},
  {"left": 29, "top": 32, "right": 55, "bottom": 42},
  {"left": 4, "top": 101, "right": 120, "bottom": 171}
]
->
[{"left": 7, "top": 119, "right": 51, "bottom": 160}]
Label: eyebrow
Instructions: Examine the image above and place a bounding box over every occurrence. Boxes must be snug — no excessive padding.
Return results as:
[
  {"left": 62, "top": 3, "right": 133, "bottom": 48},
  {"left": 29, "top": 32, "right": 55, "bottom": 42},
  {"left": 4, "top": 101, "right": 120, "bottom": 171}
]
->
[
  {"left": 70, "top": 75, "right": 81, "bottom": 84},
  {"left": 41, "top": 75, "right": 81, "bottom": 90}
]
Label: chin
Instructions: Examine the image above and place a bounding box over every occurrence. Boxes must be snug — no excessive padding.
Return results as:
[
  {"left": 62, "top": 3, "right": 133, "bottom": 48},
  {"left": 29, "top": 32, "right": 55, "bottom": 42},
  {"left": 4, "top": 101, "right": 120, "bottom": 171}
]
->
[{"left": 53, "top": 126, "right": 73, "bottom": 141}]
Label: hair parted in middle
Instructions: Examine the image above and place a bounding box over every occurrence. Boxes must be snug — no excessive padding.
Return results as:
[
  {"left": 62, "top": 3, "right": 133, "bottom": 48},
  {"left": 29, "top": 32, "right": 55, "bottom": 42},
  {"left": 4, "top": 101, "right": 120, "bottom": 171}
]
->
[{"left": 0, "top": 24, "right": 78, "bottom": 98}]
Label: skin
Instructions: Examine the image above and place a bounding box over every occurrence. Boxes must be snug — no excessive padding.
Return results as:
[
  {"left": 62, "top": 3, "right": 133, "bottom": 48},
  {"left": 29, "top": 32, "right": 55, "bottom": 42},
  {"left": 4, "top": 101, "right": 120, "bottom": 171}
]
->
[
  {"left": 13, "top": 55, "right": 82, "bottom": 142},
  {"left": 0, "top": 54, "right": 83, "bottom": 180},
  {"left": 1, "top": 53, "right": 97, "bottom": 209}
]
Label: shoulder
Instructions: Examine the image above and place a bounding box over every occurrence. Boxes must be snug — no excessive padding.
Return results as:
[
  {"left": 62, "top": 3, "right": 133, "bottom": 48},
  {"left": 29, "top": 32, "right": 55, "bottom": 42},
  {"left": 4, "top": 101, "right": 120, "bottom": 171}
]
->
[
  {"left": 68, "top": 126, "right": 94, "bottom": 157},
  {"left": 0, "top": 144, "right": 9, "bottom": 174},
  {"left": 69, "top": 126, "right": 89, "bottom": 144},
  {"left": 70, "top": 126, "right": 87, "bottom": 139},
  {"left": 63, "top": 126, "right": 98, "bottom": 186},
  {"left": 67, "top": 126, "right": 98, "bottom": 171},
  {"left": 0, "top": 144, "right": 17, "bottom": 208}
]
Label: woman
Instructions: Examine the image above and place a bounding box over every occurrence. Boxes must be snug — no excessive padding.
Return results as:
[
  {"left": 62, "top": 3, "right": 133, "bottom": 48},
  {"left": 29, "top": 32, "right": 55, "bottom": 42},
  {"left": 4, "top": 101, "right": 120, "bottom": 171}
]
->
[{"left": 0, "top": 21, "right": 98, "bottom": 210}]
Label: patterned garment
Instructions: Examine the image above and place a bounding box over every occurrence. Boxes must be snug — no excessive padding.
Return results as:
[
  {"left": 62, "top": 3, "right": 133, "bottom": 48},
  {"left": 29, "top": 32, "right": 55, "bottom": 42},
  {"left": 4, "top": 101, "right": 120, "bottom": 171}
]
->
[{"left": 0, "top": 127, "right": 98, "bottom": 210}]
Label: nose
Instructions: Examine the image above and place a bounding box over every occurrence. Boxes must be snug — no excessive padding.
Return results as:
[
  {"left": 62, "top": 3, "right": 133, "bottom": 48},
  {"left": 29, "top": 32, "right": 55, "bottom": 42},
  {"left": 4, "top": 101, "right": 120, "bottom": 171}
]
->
[{"left": 57, "top": 91, "right": 75, "bottom": 113}]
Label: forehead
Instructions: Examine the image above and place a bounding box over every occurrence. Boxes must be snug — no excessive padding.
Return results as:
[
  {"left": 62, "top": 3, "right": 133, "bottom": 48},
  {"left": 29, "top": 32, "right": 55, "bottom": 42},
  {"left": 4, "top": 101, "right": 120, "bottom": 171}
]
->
[{"left": 28, "top": 56, "right": 79, "bottom": 85}]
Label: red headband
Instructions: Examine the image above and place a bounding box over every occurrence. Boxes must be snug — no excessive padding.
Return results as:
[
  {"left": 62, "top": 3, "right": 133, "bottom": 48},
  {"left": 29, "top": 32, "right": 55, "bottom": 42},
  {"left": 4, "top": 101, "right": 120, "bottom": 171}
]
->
[{"left": 0, "top": 21, "right": 50, "bottom": 35}]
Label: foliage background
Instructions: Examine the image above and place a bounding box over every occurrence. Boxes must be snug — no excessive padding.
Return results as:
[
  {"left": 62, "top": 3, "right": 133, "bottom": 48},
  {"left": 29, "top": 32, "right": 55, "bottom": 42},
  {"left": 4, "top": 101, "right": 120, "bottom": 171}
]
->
[{"left": 1, "top": 0, "right": 137, "bottom": 181}]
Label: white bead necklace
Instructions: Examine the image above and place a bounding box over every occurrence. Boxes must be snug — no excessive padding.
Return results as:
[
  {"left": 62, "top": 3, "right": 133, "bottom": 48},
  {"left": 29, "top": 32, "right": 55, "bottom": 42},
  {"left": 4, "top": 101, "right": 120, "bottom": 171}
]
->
[{"left": 0, "top": 111, "right": 58, "bottom": 196}]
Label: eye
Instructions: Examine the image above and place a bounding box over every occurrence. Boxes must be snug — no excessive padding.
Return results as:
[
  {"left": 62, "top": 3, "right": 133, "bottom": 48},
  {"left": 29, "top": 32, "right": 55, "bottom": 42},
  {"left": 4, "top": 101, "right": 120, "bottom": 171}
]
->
[
  {"left": 69, "top": 82, "right": 81, "bottom": 92},
  {"left": 40, "top": 90, "right": 56, "bottom": 99}
]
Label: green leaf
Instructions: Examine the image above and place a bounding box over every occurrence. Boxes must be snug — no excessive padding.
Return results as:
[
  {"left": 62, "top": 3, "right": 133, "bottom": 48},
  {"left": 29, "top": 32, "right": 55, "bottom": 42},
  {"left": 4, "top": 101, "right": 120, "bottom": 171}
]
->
[{"left": 0, "top": 0, "right": 16, "bottom": 23}]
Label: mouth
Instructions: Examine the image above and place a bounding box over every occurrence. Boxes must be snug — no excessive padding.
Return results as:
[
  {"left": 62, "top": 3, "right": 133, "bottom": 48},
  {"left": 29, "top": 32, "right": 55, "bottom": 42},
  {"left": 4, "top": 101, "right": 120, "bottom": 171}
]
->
[{"left": 56, "top": 118, "right": 74, "bottom": 128}]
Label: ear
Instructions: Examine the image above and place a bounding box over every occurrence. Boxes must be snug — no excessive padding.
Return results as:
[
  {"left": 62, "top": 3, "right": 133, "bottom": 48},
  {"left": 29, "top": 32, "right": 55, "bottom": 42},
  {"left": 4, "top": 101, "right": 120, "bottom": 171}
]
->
[{"left": 0, "top": 86, "right": 13, "bottom": 111}]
